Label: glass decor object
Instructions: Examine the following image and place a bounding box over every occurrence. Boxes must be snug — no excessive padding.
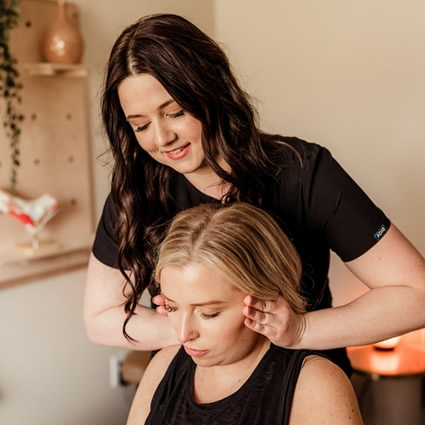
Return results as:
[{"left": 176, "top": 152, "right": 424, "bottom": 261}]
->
[
  {"left": 0, "top": 189, "right": 60, "bottom": 254},
  {"left": 41, "top": 1, "right": 84, "bottom": 64}
]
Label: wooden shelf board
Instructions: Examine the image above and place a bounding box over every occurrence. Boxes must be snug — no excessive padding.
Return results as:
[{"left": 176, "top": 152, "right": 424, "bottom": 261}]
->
[
  {"left": 0, "top": 238, "right": 93, "bottom": 289},
  {"left": 24, "top": 63, "right": 90, "bottom": 77}
]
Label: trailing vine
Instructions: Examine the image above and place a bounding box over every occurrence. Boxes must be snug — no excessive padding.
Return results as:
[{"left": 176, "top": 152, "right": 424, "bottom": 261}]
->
[{"left": 0, "top": 0, "right": 24, "bottom": 192}]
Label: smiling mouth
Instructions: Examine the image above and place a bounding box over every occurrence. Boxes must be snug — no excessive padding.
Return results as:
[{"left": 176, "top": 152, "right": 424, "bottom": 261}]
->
[
  {"left": 164, "top": 143, "right": 189, "bottom": 155},
  {"left": 163, "top": 143, "right": 191, "bottom": 160}
]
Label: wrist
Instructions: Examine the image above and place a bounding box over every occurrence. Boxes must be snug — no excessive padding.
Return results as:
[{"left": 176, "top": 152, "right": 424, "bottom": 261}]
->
[{"left": 293, "top": 312, "right": 309, "bottom": 349}]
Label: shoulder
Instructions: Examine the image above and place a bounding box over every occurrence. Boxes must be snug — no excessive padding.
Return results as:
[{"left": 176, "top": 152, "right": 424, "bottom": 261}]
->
[
  {"left": 126, "top": 345, "right": 181, "bottom": 425},
  {"left": 270, "top": 136, "right": 336, "bottom": 191},
  {"left": 142, "top": 345, "right": 182, "bottom": 387},
  {"left": 289, "top": 355, "right": 363, "bottom": 425},
  {"left": 270, "top": 136, "right": 325, "bottom": 167}
]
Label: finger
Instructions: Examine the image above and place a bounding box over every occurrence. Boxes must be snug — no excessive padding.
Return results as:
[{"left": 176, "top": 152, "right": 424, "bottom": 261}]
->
[
  {"left": 152, "top": 294, "right": 166, "bottom": 306},
  {"left": 155, "top": 305, "right": 168, "bottom": 316},
  {"left": 244, "top": 317, "right": 268, "bottom": 335},
  {"left": 243, "top": 305, "right": 268, "bottom": 325},
  {"left": 244, "top": 296, "right": 274, "bottom": 313}
]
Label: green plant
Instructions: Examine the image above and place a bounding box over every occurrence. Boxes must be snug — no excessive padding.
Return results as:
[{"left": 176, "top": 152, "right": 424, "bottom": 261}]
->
[{"left": 0, "top": 0, "right": 24, "bottom": 192}]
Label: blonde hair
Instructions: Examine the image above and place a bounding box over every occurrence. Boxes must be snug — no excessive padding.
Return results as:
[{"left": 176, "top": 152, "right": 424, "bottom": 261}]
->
[{"left": 155, "top": 203, "right": 306, "bottom": 313}]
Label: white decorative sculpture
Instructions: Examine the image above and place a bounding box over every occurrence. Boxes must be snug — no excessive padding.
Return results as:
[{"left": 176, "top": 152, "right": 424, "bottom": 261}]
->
[{"left": 0, "top": 189, "right": 59, "bottom": 252}]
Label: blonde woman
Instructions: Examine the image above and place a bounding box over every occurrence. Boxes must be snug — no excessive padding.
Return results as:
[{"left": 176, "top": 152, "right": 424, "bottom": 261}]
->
[{"left": 126, "top": 203, "right": 363, "bottom": 425}]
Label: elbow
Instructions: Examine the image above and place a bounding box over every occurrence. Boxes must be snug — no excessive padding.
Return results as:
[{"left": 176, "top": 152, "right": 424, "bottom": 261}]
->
[
  {"left": 85, "top": 327, "right": 102, "bottom": 346},
  {"left": 83, "top": 307, "right": 127, "bottom": 348},
  {"left": 83, "top": 309, "right": 107, "bottom": 346},
  {"left": 83, "top": 313, "right": 101, "bottom": 345}
]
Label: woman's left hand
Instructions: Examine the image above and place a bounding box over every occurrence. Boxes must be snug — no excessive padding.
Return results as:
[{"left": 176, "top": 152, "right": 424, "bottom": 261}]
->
[
  {"left": 152, "top": 294, "right": 168, "bottom": 316},
  {"left": 243, "top": 295, "right": 306, "bottom": 348}
]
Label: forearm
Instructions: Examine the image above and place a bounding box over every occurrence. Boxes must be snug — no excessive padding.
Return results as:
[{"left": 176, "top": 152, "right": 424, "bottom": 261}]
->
[
  {"left": 85, "top": 304, "right": 178, "bottom": 351},
  {"left": 84, "top": 253, "right": 179, "bottom": 350},
  {"left": 301, "top": 285, "right": 425, "bottom": 350}
]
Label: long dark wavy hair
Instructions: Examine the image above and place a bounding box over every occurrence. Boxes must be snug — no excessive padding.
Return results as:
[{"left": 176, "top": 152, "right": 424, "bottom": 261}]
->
[{"left": 101, "top": 13, "right": 300, "bottom": 340}]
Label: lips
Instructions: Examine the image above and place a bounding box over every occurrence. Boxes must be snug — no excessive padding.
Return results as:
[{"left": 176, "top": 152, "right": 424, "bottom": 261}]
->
[
  {"left": 183, "top": 346, "right": 208, "bottom": 357},
  {"left": 163, "top": 143, "right": 190, "bottom": 160}
]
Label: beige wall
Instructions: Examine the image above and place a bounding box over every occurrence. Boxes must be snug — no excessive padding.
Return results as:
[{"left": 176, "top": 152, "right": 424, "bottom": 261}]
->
[
  {"left": 215, "top": 0, "right": 425, "bottom": 304},
  {"left": 0, "top": 2, "right": 214, "bottom": 425}
]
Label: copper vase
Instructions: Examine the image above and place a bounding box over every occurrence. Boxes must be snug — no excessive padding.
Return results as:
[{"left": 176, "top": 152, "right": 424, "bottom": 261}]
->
[{"left": 42, "top": 1, "right": 84, "bottom": 64}]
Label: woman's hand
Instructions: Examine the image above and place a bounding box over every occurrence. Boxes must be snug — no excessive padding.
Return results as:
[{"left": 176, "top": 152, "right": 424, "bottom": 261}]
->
[
  {"left": 243, "top": 295, "right": 306, "bottom": 348},
  {"left": 152, "top": 294, "right": 168, "bottom": 316}
]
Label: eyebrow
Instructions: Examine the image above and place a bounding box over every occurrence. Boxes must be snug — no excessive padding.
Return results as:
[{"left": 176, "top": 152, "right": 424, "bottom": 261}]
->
[
  {"left": 163, "top": 295, "right": 226, "bottom": 307},
  {"left": 126, "top": 99, "right": 176, "bottom": 120}
]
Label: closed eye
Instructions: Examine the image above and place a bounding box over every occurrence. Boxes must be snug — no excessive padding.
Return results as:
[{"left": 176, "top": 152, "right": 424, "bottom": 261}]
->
[
  {"left": 200, "top": 312, "right": 220, "bottom": 320},
  {"left": 134, "top": 123, "right": 150, "bottom": 133},
  {"left": 133, "top": 110, "right": 183, "bottom": 133},
  {"left": 164, "top": 304, "right": 177, "bottom": 313},
  {"left": 165, "top": 110, "right": 184, "bottom": 119}
]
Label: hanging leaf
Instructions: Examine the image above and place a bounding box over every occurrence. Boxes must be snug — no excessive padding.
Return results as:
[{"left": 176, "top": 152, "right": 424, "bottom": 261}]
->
[{"left": 0, "top": 0, "right": 24, "bottom": 192}]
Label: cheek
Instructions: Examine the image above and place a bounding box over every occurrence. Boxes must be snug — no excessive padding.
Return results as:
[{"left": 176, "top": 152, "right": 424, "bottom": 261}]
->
[
  {"left": 136, "top": 136, "right": 156, "bottom": 153},
  {"left": 167, "top": 314, "right": 180, "bottom": 332},
  {"left": 185, "top": 118, "right": 203, "bottom": 139},
  {"left": 215, "top": 312, "right": 246, "bottom": 339}
]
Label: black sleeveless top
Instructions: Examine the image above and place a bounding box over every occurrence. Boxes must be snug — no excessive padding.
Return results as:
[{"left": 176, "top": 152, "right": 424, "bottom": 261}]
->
[{"left": 145, "top": 344, "right": 322, "bottom": 425}]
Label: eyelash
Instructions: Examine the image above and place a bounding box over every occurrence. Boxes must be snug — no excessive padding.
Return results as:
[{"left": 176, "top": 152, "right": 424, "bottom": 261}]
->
[
  {"left": 134, "top": 110, "right": 185, "bottom": 133},
  {"left": 164, "top": 304, "right": 220, "bottom": 320},
  {"left": 200, "top": 312, "right": 220, "bottom": 320},
  {"left": 164, "top": 305, "right": 177, "bottom": 313},
  {"left": 167, "top": 110, "right": 184, "bottom": 119},
  {"left": 134, "top": 124, "right": 149, "bottom": 133}
]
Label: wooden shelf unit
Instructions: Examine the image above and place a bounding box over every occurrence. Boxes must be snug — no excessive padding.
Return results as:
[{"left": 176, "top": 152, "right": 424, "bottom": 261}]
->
[{"left": 0, "top": 0, "right": 94, "bottom": 288}]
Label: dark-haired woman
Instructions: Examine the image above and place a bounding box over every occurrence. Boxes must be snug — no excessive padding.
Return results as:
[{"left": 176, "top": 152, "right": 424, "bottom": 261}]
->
[{"left": 83, "top": 13, "right": 425, "bottom": 376}]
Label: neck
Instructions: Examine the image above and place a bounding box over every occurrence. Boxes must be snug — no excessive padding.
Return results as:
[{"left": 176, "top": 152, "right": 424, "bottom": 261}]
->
[
  {"left": 193, "top": 337, "right": 270, "bottom": 403},
  {"left": 184, "top": 157, "right": 231, "bottom": 200}
]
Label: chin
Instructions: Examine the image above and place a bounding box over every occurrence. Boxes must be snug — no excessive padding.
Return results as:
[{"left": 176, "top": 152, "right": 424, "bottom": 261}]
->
[
  {"left": 162, "top": 162, "right": 199, "bottom": 175},
  {"left": 191, "top": 355, "right": 220, "bottom": 367},
  {"left": 191, "top": 357, "right": 211, "bottom": 367}
]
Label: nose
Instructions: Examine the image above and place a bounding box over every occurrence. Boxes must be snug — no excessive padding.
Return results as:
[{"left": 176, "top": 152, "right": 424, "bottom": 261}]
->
[
  {"left": 176, "top": 313, "right": 199, "bottom": 344},
  {"left": 153, "top": 120, "right": 176, "bottom": 147}
]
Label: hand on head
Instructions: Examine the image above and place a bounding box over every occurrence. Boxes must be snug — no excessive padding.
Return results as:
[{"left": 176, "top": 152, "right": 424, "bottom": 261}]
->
[
  {"left": 152, "top": 294, "right": 168, "bottom": 316},
  {"left": 243, "top": 295, "right": 307, "bottom": 348}
]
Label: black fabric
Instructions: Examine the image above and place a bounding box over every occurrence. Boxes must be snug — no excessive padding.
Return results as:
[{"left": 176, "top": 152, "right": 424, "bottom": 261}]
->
[
  {"left": 92, "top": 137, "right": 390, "bottom": 375},
  {"left": 145, "top": 344, "right": 318, "bottom": 425}
]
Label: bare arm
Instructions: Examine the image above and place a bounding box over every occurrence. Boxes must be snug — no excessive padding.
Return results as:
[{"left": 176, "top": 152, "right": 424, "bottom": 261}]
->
[
  {"left": 302, "top": 224, "right": 425, "bottom": 348},
  {"left": 290, "top": 355, "right": 363, "bottom": 425},
  {"left": 83, "top": 253, "right": 179, "bottom": 350},
  {"left": 244, "top": 224, "right": 425, "bottom": 349},
  {"left": 126, "top": 345, "right": 180, "bottom": 425}
]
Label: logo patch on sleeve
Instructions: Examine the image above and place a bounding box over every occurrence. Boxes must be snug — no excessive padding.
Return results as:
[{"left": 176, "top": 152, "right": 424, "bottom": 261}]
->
[{"left": 373, "top": 224, "right": 388, "bottom": 241}]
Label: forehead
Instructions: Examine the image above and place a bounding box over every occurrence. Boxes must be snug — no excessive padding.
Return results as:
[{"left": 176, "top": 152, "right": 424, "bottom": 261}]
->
[
  {"left": 118, "top": 73, "right": 174, "bottom": 113},
  {"left": 160, "top": 263, "right": 242, "bottom": 304}
]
